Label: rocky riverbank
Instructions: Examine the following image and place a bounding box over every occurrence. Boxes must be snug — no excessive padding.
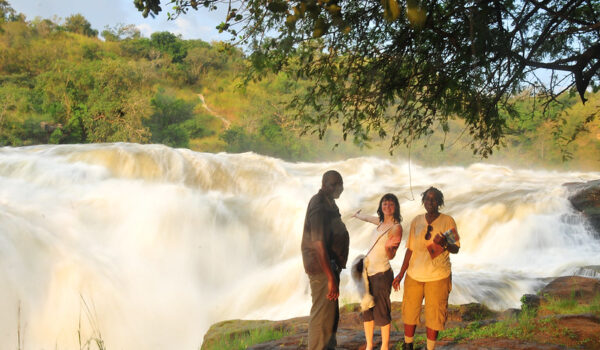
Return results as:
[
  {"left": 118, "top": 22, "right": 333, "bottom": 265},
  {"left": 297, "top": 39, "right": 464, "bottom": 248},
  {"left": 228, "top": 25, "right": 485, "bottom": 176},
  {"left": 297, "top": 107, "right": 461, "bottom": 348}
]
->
[
  {"left": 566, "top": 179, "right": 600, "bottom": 235},
  {"left": 201, "top": 276, "right": 600, "bottom": 349}
]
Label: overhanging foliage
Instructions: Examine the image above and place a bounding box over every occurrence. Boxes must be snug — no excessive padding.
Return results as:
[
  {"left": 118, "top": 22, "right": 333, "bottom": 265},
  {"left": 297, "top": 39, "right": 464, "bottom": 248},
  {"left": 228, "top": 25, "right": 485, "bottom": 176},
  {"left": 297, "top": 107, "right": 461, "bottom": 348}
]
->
[{"left": 149, "top": 2, "right": 593, "bottom": 155}]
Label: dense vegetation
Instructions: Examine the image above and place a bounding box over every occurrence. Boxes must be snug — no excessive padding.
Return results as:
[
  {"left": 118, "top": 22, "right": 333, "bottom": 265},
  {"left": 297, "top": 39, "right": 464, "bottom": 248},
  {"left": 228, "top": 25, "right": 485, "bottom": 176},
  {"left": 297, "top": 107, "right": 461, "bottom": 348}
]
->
[
  {"left": 135, "top": 0, "right": 600, "bottom": 159},
  {"left": 0, "top": 3, "right": 599, "bottom": 169},
  {"left": 0, "top": 4, "right": 321, "bottom": 158}
]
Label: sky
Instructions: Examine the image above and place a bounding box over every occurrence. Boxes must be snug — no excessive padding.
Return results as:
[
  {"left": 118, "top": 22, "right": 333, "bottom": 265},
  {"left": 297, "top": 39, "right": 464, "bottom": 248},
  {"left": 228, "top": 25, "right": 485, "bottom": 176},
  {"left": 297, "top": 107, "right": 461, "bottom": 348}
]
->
[{"left": 11, "top": 0, "right": 229, "bottom": 42}]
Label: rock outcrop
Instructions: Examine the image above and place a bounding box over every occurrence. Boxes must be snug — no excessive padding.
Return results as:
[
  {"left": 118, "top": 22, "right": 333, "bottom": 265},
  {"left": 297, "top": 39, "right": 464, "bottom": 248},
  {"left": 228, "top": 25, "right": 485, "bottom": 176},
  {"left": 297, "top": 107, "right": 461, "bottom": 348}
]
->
[
  {"left": 565, "top": 179, "right": 600, "bottom": 234},
  {"left": 540, "top": 275, "right": 600, "bottom": 303},
  {"left": 202, "top": 276, "right": 600, "bottom": 349}
]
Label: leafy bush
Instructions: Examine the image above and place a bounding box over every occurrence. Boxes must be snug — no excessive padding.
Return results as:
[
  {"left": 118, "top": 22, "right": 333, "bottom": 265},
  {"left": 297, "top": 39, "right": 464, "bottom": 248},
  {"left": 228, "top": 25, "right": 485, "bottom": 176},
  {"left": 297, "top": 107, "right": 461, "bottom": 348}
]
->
[{"left": 145, "top": 89, "right": 196, "bottom": 147}]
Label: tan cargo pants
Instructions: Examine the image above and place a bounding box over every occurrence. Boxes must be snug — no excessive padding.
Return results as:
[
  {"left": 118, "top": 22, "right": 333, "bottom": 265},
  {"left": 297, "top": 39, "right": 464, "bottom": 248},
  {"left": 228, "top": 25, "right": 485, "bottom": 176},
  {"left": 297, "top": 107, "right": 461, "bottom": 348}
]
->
[{"left": 307, "top": 272, "right": 339, "bottom": 350}]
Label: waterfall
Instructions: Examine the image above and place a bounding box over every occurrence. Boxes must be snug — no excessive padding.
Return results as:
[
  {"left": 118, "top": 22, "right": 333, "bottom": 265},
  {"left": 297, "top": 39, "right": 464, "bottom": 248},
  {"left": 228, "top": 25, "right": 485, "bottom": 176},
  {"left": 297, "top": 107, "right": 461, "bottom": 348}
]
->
[{"left": 0, "top": 143, "right": 598, "bottom": 349}]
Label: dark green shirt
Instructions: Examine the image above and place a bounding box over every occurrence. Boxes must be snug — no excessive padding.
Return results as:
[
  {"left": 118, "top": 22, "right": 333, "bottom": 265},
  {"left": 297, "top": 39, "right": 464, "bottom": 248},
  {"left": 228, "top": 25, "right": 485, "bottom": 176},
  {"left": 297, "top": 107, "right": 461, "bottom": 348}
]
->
[{"left": 301, "top": 190, "right": 349, "bottom": 275}]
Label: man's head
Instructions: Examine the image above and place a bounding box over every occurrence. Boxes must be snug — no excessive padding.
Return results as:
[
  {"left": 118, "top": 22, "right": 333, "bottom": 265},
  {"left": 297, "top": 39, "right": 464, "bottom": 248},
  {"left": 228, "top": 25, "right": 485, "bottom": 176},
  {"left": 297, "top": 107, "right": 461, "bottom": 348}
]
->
[{"left": 321, "top": 170, "right": 343, "bottom": 199}]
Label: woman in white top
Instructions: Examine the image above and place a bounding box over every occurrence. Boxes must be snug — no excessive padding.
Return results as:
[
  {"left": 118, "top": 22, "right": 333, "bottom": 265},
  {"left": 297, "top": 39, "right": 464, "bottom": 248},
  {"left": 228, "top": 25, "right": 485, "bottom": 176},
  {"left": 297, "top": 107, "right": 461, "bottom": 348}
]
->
[{"left": 353, "top": 193, "right": 403, "bottom": 350}]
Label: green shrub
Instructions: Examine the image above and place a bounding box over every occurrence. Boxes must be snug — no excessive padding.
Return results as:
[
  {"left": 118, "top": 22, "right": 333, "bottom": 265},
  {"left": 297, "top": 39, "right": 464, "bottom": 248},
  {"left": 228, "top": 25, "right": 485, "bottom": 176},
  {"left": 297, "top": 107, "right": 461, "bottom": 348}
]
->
[{"left": 204, "top": 326, "right": 290, "bottom": 350}]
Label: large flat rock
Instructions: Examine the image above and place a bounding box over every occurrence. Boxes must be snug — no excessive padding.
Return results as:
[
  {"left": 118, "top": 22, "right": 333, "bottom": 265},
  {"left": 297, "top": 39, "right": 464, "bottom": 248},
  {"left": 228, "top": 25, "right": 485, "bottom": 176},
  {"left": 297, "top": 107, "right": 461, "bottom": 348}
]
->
[{"left": 540, "top": 276, "right": 600, "bottom": 303}]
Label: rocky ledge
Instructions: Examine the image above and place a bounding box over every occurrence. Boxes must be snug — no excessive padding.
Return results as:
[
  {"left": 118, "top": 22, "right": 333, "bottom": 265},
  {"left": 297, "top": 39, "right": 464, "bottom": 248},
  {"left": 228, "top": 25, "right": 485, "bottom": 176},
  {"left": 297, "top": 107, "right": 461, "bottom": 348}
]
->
[
  {"left": 202, "top": 276, "right": 600, "bottom": 349},
  {"left": 565, "top": 179, "right": 600, "bottom": 235}
]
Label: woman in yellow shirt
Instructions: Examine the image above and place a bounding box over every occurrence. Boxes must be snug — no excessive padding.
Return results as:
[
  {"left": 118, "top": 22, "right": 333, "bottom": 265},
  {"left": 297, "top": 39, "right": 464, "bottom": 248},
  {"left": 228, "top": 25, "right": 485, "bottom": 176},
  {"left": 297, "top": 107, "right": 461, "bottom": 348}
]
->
[{"left": 392, "top": 187, "right": 460, "bottom": 350}]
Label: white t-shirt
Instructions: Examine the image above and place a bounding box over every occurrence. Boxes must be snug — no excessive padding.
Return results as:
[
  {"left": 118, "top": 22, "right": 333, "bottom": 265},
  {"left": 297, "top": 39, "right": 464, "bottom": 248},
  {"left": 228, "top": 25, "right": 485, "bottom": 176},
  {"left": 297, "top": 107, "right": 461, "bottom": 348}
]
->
[
  {"left": 366, "top": 223, "right": 401, "bottom": 276},
  {"left": 406, "top": 213, "right": 460, "bottom": 282}
]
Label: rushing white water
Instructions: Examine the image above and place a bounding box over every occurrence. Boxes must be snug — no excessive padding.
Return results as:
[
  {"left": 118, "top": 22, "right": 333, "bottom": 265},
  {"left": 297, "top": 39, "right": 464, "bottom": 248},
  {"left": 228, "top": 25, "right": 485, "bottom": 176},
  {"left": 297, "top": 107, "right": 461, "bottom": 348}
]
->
[{"left": 0, "top": 143, "right": 599, "bottom": 349}]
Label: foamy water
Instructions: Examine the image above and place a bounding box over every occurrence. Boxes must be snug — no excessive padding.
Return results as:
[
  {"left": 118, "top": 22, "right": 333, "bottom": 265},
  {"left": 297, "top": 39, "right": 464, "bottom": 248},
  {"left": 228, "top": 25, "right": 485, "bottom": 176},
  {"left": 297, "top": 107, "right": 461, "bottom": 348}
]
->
[{"left": 0, "top": 143, "right": 598, "bottom": 349}]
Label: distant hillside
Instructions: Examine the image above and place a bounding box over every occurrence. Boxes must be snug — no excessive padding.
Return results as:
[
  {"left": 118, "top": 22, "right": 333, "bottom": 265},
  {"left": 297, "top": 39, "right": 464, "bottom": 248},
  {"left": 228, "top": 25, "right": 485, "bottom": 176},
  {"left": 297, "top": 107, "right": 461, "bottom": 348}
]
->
[{"left": 0, "top": 10, "right": 598, "bottom": 169}]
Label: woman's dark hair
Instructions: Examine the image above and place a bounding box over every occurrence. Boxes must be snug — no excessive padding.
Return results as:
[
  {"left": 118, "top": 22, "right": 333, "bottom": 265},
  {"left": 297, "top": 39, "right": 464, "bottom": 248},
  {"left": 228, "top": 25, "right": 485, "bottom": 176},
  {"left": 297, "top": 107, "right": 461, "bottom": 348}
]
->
[
  {"left": 377, "top": 193, "right": 402, "bottom": 223},
  {"left": 421, "top": 186, "right": 444, "bottom": 208}
]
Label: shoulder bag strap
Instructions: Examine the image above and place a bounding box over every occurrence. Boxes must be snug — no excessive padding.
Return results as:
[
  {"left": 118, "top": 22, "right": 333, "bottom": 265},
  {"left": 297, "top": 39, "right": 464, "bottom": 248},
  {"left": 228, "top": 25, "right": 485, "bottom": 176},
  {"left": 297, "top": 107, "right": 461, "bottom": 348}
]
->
[{"left": 365, "top": 223, "right": 397, "bottom": 256}]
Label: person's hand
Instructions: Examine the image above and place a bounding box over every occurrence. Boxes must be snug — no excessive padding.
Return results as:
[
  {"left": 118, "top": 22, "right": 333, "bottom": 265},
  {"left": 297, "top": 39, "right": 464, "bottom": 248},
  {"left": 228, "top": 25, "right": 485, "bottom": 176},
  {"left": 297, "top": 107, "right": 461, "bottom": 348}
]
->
[
  {"left": 352, "top": 209, "right": 362, "bottom": 218},
  {"left": 392, "top": 273, "right": 404, "bottom": 291},
  {"left": 433, "top": 233, "right": 447, "bottom": 248},
  {"left": 327, "top": 278, "right": 339, "bottom": 301}
]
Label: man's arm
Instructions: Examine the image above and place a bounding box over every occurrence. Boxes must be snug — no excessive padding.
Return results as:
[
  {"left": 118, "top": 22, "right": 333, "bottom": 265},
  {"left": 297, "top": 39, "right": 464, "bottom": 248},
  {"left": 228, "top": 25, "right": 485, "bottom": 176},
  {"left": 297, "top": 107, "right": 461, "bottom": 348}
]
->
[
  {"left": 313, "top": 240, "right": 339, "bottom": 301},
  {"left": 308, "top": 202, "right": 339, "bottom": 301}
]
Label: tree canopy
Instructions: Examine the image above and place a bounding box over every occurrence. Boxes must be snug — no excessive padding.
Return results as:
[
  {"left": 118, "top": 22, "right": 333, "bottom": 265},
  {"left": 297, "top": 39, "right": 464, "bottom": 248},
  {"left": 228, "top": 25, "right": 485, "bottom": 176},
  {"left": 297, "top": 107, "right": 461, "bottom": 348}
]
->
[
  {"left": 64, "top": 14, "right": 98, "bottom": 37},
  {"left": 0, "top": 0, "right": 24, "bottom": 25},
  {"left": 134, "top": 0, "right": 600, "bottom": 156},
  {"left": 0, "top": 1, "right": 598, "bottom": 168}
]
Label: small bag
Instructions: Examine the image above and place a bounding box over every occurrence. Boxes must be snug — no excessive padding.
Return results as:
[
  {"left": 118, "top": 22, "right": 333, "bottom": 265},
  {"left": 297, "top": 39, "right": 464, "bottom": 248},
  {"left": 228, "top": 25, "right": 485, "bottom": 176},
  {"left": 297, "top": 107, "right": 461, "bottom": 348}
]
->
[
  {"left": 351, "top": 224, "right": 396, "bottom": 311},
  {"left": 352, "top": 255, "right": 364, "bottom": 274},
  {"left": 350, "top": 254, "right": 365, "bottom": 280},
  {"left": 351, "top": 254, "right": 374, "bottom": 311}
]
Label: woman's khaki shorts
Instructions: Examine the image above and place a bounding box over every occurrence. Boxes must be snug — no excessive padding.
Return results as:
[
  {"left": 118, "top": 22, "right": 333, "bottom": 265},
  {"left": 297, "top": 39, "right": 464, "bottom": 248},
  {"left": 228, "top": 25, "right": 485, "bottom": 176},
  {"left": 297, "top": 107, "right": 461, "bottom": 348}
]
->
[{"left": 401, "top": 274, "right": 452, "bottom": 331}]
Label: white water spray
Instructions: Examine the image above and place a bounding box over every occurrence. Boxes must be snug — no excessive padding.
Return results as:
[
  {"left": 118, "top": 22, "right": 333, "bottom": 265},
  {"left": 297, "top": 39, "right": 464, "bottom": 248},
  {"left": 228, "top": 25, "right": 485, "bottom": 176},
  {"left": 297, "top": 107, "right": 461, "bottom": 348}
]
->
[{"left": 0, "top": 143, "right": 598, "bottom": 349}]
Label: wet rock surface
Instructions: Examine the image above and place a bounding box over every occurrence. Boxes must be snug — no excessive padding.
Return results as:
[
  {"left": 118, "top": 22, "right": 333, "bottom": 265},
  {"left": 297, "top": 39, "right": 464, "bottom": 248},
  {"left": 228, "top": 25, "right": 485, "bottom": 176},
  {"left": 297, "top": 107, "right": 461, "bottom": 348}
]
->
[{"left": 565, "top": 179, "right": 600, "bottom": 234}]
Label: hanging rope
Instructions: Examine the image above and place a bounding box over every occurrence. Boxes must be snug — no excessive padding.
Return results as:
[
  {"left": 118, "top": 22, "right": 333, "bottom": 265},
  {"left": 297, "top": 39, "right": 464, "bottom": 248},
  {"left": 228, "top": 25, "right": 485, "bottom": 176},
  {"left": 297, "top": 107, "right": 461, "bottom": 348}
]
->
[{"left": 404, "top": 133, "right": 416, "bottom": 202}]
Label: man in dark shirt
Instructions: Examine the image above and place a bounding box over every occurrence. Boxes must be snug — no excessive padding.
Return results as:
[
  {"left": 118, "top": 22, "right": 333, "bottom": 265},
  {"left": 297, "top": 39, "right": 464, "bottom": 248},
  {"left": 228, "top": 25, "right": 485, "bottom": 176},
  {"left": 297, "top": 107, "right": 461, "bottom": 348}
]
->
[{"left": 301, "top": 170, "right": 349, "bottom": 350}]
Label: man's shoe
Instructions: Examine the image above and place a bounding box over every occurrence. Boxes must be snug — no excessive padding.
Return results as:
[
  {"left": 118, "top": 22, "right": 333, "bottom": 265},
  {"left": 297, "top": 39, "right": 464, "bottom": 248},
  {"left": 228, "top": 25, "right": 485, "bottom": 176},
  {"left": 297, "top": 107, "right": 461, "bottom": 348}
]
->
[{"left": 402, "top": 342, "right": 414, "bottom": 350}]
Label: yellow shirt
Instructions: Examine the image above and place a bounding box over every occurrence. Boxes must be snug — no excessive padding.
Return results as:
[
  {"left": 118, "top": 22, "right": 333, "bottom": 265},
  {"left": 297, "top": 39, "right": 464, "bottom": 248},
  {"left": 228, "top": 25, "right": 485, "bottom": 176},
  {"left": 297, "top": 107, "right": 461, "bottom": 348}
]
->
[{"left": 406, "top": 213, "right": 459, "bottom": 282}]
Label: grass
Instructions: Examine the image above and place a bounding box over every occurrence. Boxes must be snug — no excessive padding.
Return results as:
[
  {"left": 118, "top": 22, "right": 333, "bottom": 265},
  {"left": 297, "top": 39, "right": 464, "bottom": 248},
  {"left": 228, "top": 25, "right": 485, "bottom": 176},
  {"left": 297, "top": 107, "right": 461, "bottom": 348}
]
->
[
  {"left": 339, "top": 298, "right": 359, "bottom": 313},
  {"left": 439, "top": 293, "right": 600, "bottom": 346},
  {"left": 441, "top": 320, "right": 510, "bottom": 342},
  {"left": 542, "top": 292, "right": 600, "bottom": 316},
  {"left": 79, "top": 296, "right": 106, "bottom": 350},
  {"left": 14, "top": 297, "right": 108, "bottom": 350},
  {"left": 393, "top": 334, "right": 427, "bottom": 349},
  {"left": 440, "top": 319, "right": 535, "bottom": 343},
  {"left": 438, "top": 305, "right": 549, "bottom": 343},
  {"left": 203, "top": 326, "right": 290, "bottom": 350},
  {"left": 17, "top": 302, "right": 23, "bottom": 350}
]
